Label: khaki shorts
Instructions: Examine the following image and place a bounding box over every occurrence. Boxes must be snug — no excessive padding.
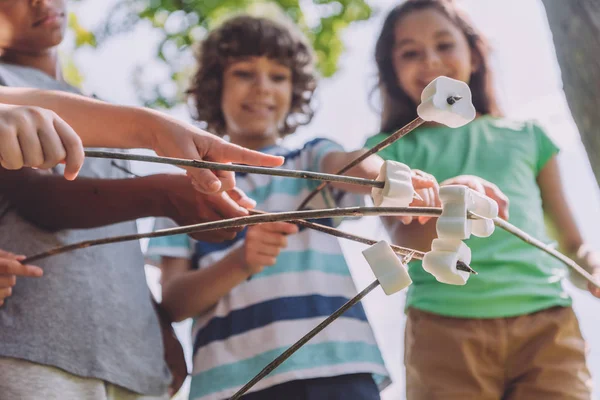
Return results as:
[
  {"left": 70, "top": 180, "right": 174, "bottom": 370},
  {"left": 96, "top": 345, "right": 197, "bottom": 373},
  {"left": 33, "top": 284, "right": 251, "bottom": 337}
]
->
[
  {"left": 404, "top": 306, "right": 593, "bottom": 400},
  {"left": 0, "top": 357, "right": 169, "bottom": 400}
]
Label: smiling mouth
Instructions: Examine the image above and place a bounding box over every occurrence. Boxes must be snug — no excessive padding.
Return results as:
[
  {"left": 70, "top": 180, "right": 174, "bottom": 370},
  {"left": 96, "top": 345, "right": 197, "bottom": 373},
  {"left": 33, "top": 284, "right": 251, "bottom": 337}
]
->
[
  {"left": 242, "top": 104, "right": 275, "bottom": 114},
  {"left": 33, "top": 13, "right": 64, "bottom": 28}
]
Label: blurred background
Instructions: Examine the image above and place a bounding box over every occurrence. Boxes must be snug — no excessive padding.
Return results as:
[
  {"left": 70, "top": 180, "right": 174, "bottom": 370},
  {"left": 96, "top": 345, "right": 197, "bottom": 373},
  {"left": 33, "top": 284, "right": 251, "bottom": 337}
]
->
[{"left": 62, "top": 0, "right": 600, "bottom": 398}]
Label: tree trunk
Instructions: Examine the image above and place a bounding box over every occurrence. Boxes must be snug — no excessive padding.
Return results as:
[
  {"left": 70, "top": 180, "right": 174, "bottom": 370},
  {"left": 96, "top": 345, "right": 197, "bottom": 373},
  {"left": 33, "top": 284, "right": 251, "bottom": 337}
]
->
[{"left": 541, "top": 0, "right": 600, "bottom": 188}]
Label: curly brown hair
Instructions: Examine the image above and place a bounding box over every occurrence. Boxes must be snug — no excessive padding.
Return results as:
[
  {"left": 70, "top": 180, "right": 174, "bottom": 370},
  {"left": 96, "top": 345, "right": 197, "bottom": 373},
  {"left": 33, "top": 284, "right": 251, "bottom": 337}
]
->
[
  {"left": 374, "top": 0, "right": 502, "bottom": 133},
  {"left": 187, "top": 15, "right": 317, "bottom": 137}
]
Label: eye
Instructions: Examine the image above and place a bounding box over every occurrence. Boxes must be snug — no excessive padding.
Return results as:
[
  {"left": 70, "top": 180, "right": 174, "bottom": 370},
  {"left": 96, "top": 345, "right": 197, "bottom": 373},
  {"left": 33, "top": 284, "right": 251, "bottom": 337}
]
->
[
  {"left": 438, "top": 42, "right": 455, "bottom": 52},
  {"left": 270, "top": 73, "right": 290, "bottom": 83},
  {"left": 400, "top": 50, "right": 420, "bottom": 60},
  {"left": 231, "top": 70, "right": 254, "bottom": 79}
]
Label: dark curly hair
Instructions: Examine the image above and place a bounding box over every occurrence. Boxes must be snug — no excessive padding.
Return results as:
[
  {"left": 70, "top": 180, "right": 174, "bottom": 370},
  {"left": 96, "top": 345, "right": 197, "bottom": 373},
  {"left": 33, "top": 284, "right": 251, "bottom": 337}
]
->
[
  {"left": 187, "top": 15, "right": 317, "bottom": 137},
  {"left": 375, "top": 0, "right": 502, "bottom": 133}
]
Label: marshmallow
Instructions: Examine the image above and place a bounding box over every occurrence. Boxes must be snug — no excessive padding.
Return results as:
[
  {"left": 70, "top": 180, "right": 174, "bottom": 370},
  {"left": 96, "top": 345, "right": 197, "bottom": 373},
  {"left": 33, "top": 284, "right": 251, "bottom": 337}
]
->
[
  {"left": 436, "top": 185, "right": 499, "bottom": 240},
  {"left": 417, "top": 76, "right": 476, "bottom": 128},
  {"left": 422, "top": 238, "right": 472, "bottom": 285},
  {"left": 362, "top": 240, "right": 412, "bottom": 295},
  {"left": 371, "top": 160, "right": 414, "bottom": 208}
]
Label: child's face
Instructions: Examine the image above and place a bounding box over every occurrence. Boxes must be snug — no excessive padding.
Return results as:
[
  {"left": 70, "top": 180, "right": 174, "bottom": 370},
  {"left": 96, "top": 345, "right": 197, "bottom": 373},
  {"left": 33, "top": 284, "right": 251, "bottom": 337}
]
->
[
  {"left": 0, "top": 0, "right": 67, "bottom": 53},
  {"left": 221, "top": 56, "right": 292, "bottom": 144},
  {"left": 391, "top": 8, "right": 477, "bottom": 105}
]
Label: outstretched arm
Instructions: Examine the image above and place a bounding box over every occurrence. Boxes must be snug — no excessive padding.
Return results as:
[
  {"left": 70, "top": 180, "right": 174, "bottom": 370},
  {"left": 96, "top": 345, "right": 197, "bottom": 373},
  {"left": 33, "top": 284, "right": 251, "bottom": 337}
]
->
[
  {"left": 0, "top": 86, "right": 283, "bottom": 192},
  {"left": 0, "top": 170, "right": 252, "bottom": 242},
  {"left": 538, "top": 156, "right": 600, "bottom": 297}
]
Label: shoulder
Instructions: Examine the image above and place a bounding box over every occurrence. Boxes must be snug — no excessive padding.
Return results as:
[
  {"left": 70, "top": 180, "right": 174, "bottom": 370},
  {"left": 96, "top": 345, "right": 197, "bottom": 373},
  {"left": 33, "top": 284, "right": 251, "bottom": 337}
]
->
[
  {"left": 479, "top": 116, "right": 544, "bottom": 135},
  {"left": 364, "top": 132, "right": 389, "bottom": 149}
]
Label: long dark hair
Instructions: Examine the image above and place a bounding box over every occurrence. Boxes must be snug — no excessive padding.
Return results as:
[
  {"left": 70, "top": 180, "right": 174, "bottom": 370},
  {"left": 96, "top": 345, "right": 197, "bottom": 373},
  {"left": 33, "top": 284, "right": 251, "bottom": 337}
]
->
[{"left": 375, "top": 0, "right": 502, "bottom": 133}]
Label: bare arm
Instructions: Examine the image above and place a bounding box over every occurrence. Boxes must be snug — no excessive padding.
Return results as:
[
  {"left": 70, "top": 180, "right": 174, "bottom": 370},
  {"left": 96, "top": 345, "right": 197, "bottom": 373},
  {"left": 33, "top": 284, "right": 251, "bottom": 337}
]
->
[
  {"left": 159, "top": 221, "right": 298, "bottom": 322},
  {"left": 320, "top": 150, "right": 383, "bottom": 194},
  {"left": 159, "top": 250, "right": 250, "bottom": 322},
  {"left": 0, "top": 169, "right": 248, "bottom": 242},
  {"left": 0, "top": 86, "right": 283, "bottom": 193},
  {"left": 0, "top": 88, "right": 154, "bottom": 149},
  {"left": 538, "top": 156, "right": 600, "bottom": 297},
  {"left": 538, "top": 157, "right": 583, "bottom": 254},
  {"left": 0, "top": 168, "right": 168, "bottom": 230}
]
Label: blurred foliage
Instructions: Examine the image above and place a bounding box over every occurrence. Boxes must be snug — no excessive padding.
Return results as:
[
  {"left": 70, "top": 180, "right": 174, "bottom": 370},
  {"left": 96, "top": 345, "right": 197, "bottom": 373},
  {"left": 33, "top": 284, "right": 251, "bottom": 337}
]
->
[{"left": 71, "top": 0, "right": 372, "bottom": 109}]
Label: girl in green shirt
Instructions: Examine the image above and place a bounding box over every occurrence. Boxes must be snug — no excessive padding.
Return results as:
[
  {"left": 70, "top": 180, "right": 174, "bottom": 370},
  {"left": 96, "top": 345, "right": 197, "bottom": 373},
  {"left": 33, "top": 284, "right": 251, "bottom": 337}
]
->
[{"left": 365, "top": 1, "right": 599, "bottom": 399}]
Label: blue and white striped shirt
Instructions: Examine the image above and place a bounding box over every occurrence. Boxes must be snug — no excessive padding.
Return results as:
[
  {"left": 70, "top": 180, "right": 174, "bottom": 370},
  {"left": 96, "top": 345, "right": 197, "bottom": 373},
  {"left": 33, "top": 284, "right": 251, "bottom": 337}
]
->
[{"left": 148, "top": 138, "right": 390, "bottom": 400}]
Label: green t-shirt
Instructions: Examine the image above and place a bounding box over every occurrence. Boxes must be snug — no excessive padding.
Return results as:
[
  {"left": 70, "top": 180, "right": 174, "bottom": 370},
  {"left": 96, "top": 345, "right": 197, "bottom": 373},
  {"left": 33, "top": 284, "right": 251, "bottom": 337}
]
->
[{"left": 365, "top": 116, "right": 571, "bottom": 318}]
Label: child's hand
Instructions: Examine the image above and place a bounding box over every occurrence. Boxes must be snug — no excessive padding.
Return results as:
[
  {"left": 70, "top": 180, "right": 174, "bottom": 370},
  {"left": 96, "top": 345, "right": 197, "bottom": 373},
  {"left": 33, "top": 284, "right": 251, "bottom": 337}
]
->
[
  {"left": 0, "top": 250, "right": 44, "bottom": 306},
  {"left": 150, "top": 116, "right": 283, "bottom": 194},
  {"left": 397, "top": 169, "right": 440, "bottom": 225},
  {"left": 572, "top": 245, "right": 600, "bottom": 298},
  {"left": 242, "top": 222, "right": 299, "bottom": 275},
  {"left": 159, "top": 174, "right": 257, "bottom": 242},
  {"left": 441, "top": 175, "right": 510, "bottom": 220},
  {"left": 589, "top": 268, "right": 600, "bottom": 298},
  {"left": 0, "top": 104, "right": 84, "bottom": 180}
]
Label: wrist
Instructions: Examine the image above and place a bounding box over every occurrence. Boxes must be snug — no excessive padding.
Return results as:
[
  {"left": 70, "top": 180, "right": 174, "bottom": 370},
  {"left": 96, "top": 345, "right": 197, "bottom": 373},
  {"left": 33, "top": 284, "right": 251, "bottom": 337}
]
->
[
  {"left": 229, "top": 247, "right": 254, "bottom": 278},
  {"left": 137, "top": 174, "right": 173, "bottom": 218},
  {"left": 133, "top": 107, "right": 166, "bottom": 150}
]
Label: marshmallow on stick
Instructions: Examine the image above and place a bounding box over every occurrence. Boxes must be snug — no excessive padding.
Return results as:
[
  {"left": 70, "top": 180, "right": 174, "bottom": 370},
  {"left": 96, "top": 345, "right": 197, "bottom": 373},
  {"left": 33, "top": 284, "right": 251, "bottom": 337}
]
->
[
  {"left": 422, "top": 238, "right": 472, "bottom": 285},
  {"left": 371, "top": 160, "right": 415, "bottom": 207},
  {"left": 362, "top": 240, "right": 412, "bottom": 295},
  {"left": 417, "top": 76, "right": 476, "bottom": 128},
  {"left": 437, "top": 185, "right": 499, "bottom": 240}
]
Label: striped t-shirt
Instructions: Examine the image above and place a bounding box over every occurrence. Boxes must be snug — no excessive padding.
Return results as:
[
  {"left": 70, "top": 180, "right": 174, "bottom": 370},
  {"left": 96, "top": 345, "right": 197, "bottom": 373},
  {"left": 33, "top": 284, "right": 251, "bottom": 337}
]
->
[{"left": 147, "top": 138, "right": 390, "bottom": 400}]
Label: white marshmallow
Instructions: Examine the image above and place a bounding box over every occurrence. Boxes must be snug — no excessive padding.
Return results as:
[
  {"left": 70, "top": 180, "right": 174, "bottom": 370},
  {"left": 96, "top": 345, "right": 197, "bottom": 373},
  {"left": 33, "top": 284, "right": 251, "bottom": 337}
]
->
[
  {"left": 371, "top": 160, "right": 414, "bottom": 208},
  {"left": 437, "top": 185, "right": 471, "bottom": 239},
  {"left": 436, "top": 185, "right": 499, "bottom": 240},
  {"left": 417, "top": 76, "right": 476, "bottom": 128},
  {"left": 422, "top": 238, "right": 472, "bottom": 285},
  {"left": 362, "top": 240, "right": 412, "bottom": 295}
]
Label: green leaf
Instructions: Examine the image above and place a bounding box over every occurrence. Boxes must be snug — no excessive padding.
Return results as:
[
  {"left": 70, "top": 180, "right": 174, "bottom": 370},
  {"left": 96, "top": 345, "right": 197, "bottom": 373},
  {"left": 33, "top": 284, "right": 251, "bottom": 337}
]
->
[{"left": 76, "top": 0, "right": 373, "bottom": 109}]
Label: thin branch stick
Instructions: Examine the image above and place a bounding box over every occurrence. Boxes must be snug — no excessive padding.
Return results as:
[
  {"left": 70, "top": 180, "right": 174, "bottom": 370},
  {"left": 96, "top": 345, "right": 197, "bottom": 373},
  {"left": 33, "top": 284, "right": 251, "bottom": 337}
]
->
[
  {"left": 22, "top": 206, "right": 597, "bottom": 288},
  {"left": 22, "top": 207, "right": 440, "bottom": 264},
  {"left": 249, "top": 209, "right": 476, "bottom": 274},
  {"left": 492, "top": 216, "right": 600, "bottom": 289},
  {"left": 85, "top": 150, "right": 384, "bottom": 189},
  {"left": 296, "top": 117, "right": 425, "bottom": 210},
  {"left": 229, "top": 279, "right": 382, "bottom": 400}
]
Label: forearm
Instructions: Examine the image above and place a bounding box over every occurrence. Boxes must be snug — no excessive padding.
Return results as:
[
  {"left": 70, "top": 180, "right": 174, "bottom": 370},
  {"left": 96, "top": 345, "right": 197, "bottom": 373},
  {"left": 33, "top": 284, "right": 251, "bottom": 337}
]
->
[
  {"left": 322, "top": 150, "right": 383, "bottom": 194},
  {"left": 0, "top": 169, "right": 166, "bottom": 230},
  {"left": 161, "top": 248, "right": 250, "bottom": 322},
  {"left": 0, "top": 87, "right": 164, "bottom": 149}
]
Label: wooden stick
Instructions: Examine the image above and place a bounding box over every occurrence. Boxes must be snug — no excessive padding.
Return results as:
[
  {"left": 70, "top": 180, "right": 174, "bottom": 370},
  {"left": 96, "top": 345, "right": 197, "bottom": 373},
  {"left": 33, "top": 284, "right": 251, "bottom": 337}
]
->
[
  {"left": 22, "top": 206, "right": 597, "bottom": 288},
  {"left": 492, "top": 216, "right": 600, "bottom": 289},
  {"left": 86, "top": 150, "right": 384, "bottom": 189},
  {"left": 22, "top": 207, "right": 440, "bottom": 264},
  {"left": 229, "top": 279, "right": 382, "bottom": 400},
  {"left": 296, "top": 117, "right": 425, "bottom": 210},
  {"left": 249, "top": 209, "right": 476, "bottom": 274}
]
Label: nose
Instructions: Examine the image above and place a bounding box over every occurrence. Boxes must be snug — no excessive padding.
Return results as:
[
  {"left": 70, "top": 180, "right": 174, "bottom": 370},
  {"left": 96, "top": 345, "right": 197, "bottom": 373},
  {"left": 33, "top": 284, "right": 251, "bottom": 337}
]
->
[
  {"left": 422, "top": 48, "right": 442, "bottom": 70},
  {"left": 254, "top": 72, "right": 273, "bottom": 94}
]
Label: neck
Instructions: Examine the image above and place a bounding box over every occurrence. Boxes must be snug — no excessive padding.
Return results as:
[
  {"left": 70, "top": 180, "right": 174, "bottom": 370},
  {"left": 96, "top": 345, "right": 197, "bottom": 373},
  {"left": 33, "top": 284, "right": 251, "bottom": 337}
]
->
[
  {"left": 228, "top": 133, "right": 279, "bottom": 151},
  {"left": 1, "top": 47, "right": 62, "bottom": 80}
]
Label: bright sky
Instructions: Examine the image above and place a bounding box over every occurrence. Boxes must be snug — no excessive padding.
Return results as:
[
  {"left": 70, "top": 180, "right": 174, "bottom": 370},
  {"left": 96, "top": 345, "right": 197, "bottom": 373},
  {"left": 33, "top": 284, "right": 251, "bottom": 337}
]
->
[{"left": 68, "top": 1, "right": 600, "bottom": 398}]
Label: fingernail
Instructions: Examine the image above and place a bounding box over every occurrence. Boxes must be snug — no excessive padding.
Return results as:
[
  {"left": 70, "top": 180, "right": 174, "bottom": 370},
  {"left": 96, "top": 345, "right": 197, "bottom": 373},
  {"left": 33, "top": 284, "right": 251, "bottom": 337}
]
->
[{"left": 207, "top": 180, "right": 221, "bottom": 192}]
